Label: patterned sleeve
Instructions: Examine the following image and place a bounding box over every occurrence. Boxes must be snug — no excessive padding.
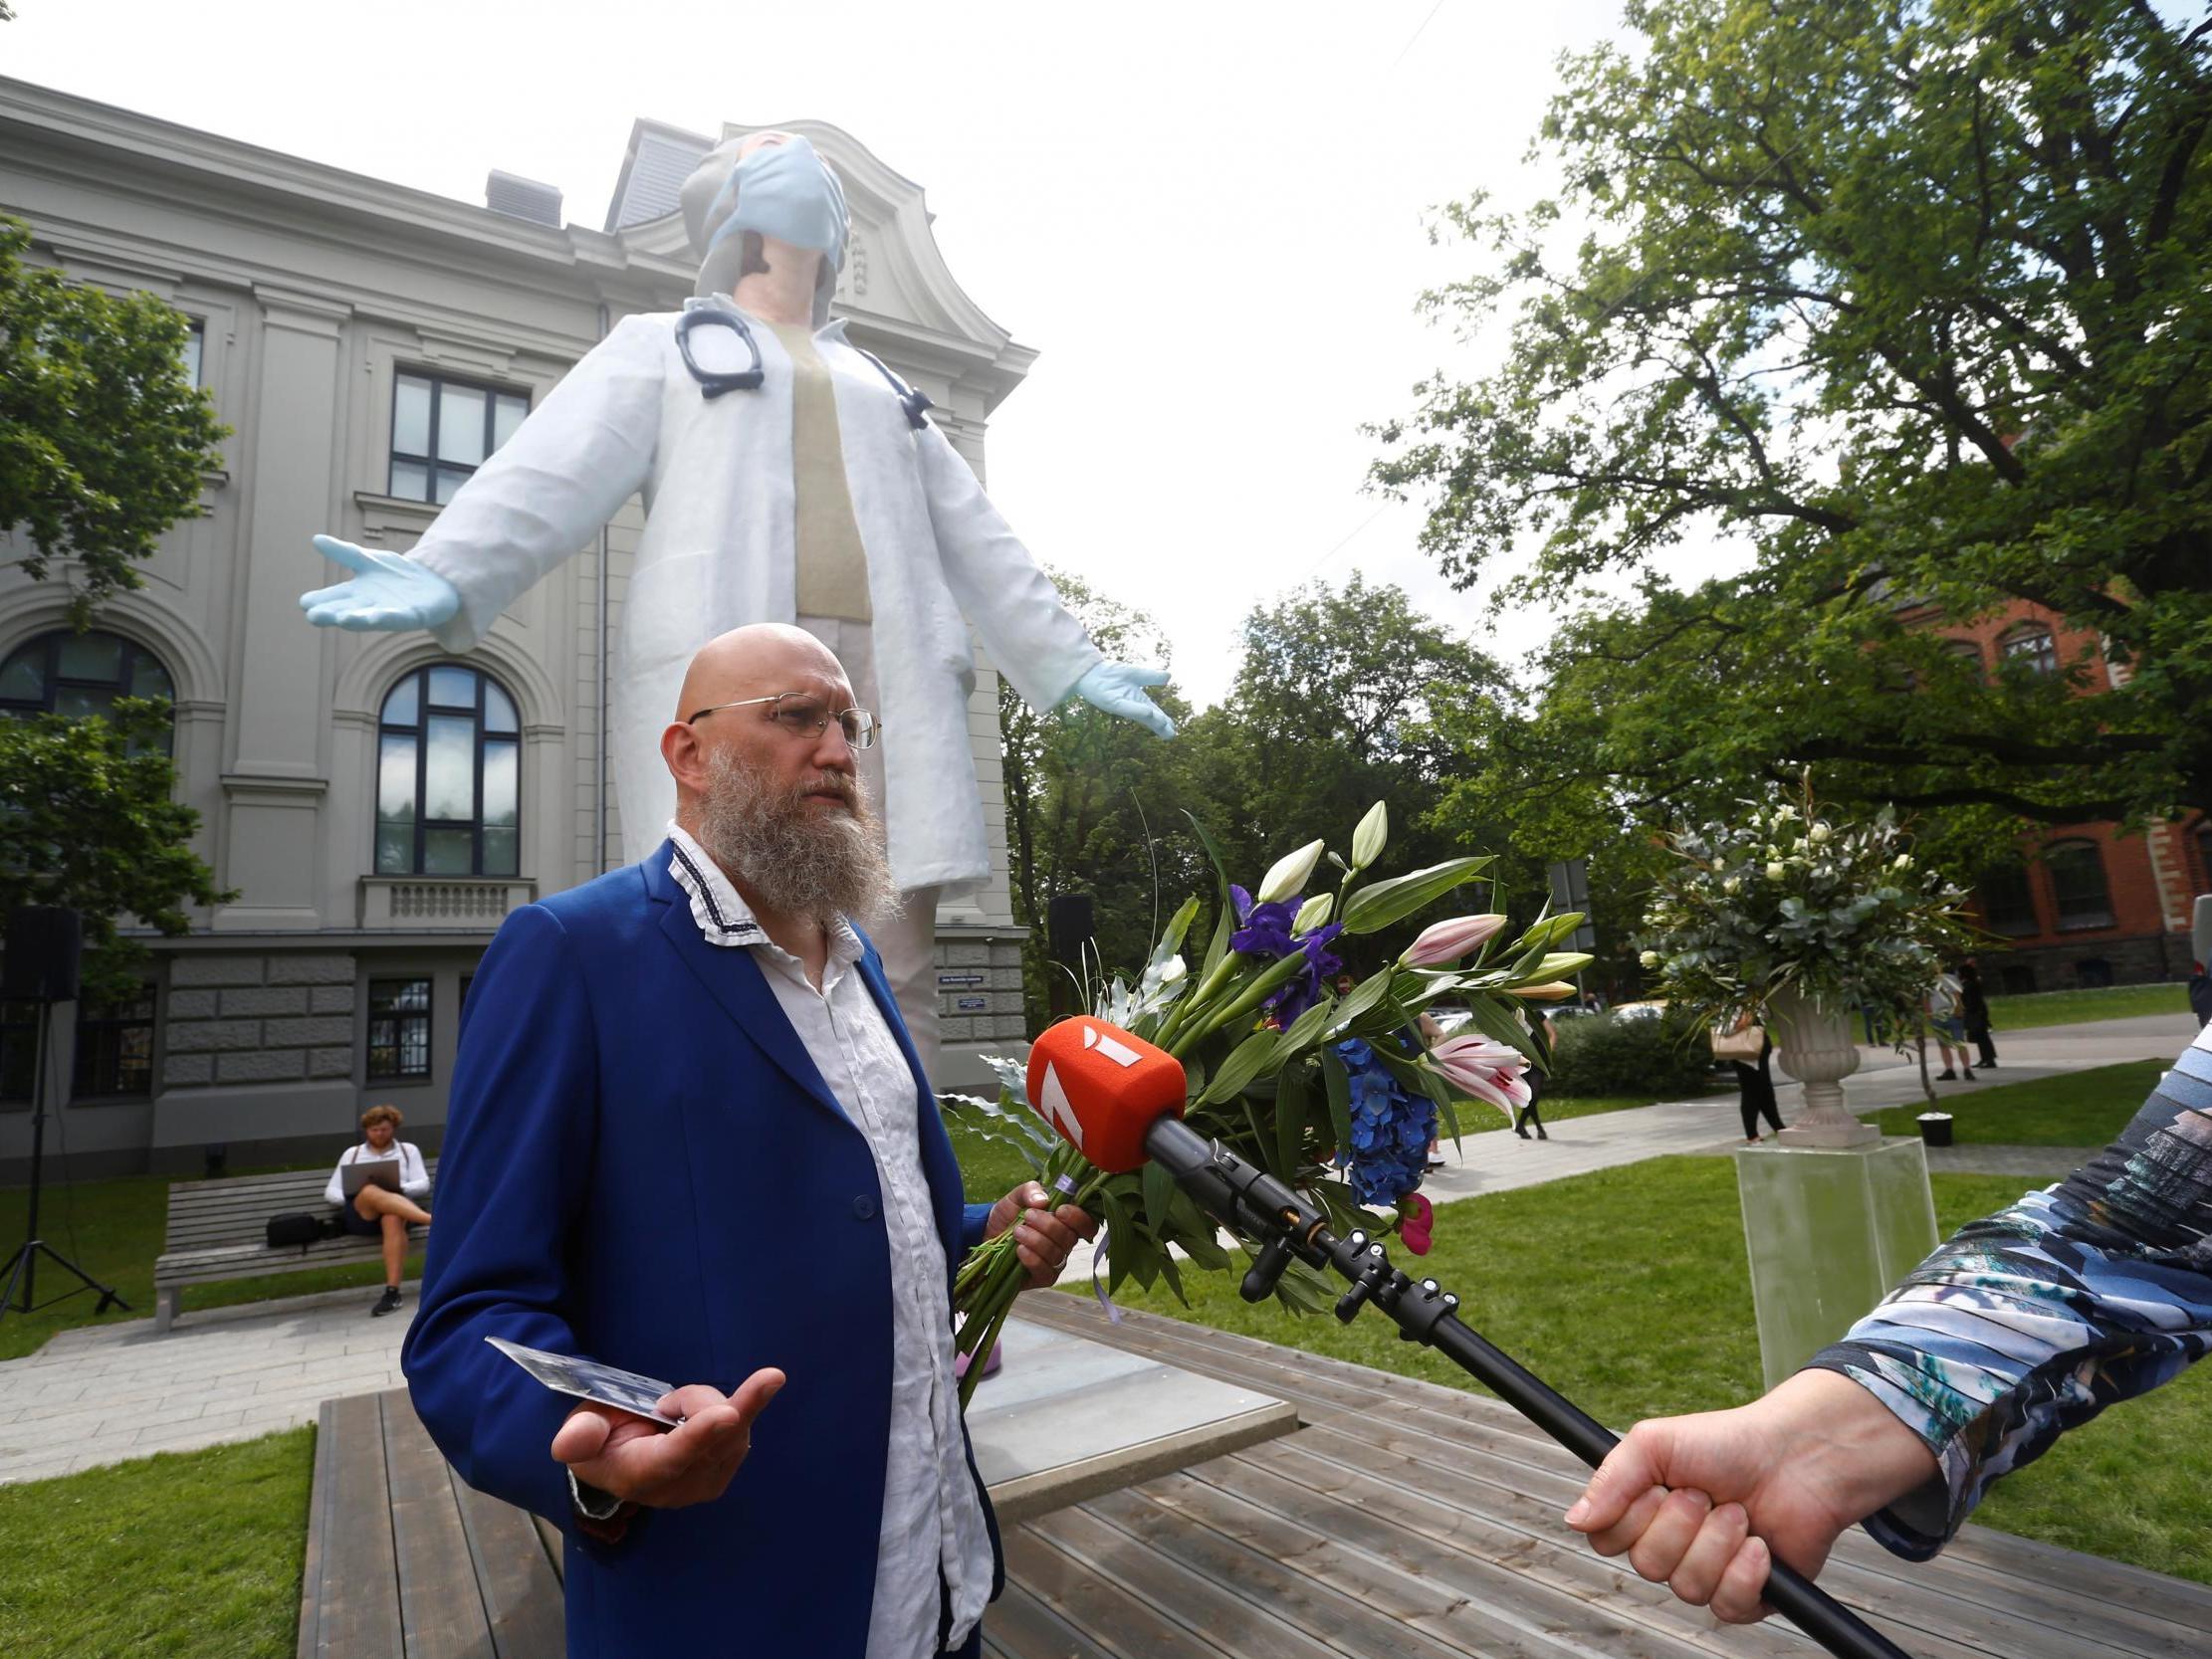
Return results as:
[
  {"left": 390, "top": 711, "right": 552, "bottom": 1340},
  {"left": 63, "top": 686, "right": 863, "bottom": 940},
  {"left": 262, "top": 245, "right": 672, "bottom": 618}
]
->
[{"left": 1803, "top": 1023, "right": 2212, "bottom": 1559}]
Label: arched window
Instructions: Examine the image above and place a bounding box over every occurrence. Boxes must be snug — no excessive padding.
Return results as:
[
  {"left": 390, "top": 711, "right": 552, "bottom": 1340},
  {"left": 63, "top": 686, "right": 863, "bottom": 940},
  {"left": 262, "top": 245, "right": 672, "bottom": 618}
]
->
[
  {"left": 375, "top": 665, "right": 520, "bottom": 877},
  {"left": 0, "top": 630, "right": 175, "bottom": 751},
  {"left": 2000, "top": 624, "right": 2058, "bottom": 677},
  {"left": 2045, "top": 838, "right": 2112, "bottom": 929}
]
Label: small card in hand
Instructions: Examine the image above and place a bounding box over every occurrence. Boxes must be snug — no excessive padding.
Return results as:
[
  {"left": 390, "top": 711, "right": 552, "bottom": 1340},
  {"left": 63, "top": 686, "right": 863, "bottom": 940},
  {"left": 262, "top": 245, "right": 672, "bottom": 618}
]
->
[{"left": 485, "top": 1337, "right": 682, "bottom": 1429}]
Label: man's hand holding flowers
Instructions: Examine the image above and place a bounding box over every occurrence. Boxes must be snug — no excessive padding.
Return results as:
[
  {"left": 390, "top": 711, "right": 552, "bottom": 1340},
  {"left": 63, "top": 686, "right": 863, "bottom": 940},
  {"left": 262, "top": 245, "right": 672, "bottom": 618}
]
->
[{"left": 985, "top": 1181, "right": 1099, "bottom": 1290}]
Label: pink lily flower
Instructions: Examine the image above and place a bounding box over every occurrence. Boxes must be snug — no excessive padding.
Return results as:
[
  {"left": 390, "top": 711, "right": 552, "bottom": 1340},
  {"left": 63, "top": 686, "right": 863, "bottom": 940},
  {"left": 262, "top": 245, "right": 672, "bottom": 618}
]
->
[
  {"left": 1400, "top": 914, "right": 1508, "bottom": 967},
  {"left": 1429, "top": 1033, "right": 1532, "bottom": 1115}
]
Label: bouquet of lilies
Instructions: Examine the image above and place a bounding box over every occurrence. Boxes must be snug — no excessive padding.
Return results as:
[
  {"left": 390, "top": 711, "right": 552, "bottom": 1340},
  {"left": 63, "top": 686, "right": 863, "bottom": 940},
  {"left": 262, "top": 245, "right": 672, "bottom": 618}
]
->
[{"left": 943, "top": 803, "right": 1591, "bottom": 1405}]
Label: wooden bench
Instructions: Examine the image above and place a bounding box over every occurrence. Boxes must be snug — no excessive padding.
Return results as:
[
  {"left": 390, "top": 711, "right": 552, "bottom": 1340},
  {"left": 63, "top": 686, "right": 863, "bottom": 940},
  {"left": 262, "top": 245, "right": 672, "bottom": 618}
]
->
[
  {"left": 299, "top": 1390, "right": 564, "bottom": 1659},
  {"left": 153, "top": 1163, "right": 435, "bottom": 1335}
]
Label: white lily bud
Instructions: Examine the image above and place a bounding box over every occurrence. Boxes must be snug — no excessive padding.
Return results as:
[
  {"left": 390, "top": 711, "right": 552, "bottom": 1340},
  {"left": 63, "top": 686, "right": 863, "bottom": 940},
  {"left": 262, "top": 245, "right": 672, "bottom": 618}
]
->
[
  {"left": 1255, "top": 838, "right": 1326, "bottom": 905},
  {"left": 1351, "top": 800, "right": 1388, "bottom": 869},
  {"left": 1292, "top": 894, "right": 1334, "bottom": 933}
]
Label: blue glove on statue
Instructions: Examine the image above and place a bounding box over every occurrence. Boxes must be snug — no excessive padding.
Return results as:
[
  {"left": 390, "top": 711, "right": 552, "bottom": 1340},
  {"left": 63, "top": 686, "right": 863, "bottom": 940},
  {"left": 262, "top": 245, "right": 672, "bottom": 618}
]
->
[
  {"left": 300, "top": 535, "right": 461, "bottom": 631},
  {"left": 1071, "top": 661, "right": 1176, "bottom": 739}
]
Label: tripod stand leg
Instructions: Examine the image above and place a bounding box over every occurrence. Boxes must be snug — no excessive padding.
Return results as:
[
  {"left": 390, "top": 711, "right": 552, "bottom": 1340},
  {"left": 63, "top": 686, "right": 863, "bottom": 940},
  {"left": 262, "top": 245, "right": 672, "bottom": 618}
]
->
[{"left": 0, "top": 1242, "right": 34, "bottom": 1317}]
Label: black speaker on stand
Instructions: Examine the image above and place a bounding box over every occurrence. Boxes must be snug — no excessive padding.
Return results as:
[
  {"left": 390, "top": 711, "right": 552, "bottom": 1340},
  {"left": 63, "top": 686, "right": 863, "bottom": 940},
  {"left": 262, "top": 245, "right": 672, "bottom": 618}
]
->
[
  {"left": 1045, "top": 893, "right": 1096, "bottom": 1020},
  {"left": 1, "top": 906, "right": 128, "bottom": 1323}
]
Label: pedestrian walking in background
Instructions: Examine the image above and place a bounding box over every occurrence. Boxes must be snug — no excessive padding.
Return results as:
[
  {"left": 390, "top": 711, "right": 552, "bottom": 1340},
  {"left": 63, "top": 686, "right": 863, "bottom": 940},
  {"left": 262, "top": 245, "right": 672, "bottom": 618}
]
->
[
  {"left": 1928, "top": 967, "right": 1977, "bottom": 1082},
  {"left": 1514, "top": 1009, "right": 1552, "bottom": 1141},
  {"left": 1959, "top": 958, "right": 1997, "bottom": 1069},
  {"left": 1725, "top": 1014, "right": 1783, "bottom": 1142}
]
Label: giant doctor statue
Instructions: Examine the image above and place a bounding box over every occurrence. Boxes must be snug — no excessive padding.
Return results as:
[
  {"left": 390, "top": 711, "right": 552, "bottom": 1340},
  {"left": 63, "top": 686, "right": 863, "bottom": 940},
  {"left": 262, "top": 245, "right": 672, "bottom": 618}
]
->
[{"left": 302, "top": 132, "right": 1174, "bottom": 1080}]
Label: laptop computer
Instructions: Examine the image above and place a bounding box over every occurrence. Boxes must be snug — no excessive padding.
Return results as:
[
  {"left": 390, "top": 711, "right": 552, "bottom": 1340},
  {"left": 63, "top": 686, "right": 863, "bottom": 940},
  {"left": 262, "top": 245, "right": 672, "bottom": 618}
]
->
[{"left": 340, "top": 1158, "right": 403, "bottom": 1197}]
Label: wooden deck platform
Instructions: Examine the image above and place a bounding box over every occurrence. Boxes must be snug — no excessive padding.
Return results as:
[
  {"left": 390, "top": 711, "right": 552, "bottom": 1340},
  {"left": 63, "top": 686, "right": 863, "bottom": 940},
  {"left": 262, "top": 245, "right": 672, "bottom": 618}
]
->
[{"left": 301, "top": 1298, "right": 2211, "bottom": 1658}]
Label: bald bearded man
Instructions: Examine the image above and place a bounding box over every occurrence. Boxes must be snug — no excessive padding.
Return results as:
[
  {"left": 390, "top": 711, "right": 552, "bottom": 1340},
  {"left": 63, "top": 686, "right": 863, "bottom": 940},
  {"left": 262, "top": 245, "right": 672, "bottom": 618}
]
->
[{"left": 402, "top": 625, "right": 1093, "bottom": 1659}]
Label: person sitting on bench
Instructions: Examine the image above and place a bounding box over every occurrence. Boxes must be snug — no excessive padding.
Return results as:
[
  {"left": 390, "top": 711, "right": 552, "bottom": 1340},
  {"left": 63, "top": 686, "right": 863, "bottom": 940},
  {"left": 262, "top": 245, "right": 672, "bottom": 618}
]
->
[{"left": 325, "top": 1104, "right": 433, "bottom": 1317}]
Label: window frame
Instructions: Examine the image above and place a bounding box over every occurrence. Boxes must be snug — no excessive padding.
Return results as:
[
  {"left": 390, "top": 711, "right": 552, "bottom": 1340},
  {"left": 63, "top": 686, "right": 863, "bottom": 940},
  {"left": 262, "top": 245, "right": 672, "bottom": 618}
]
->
[
  {"left": 387, "top": 367, "right": 530, "bottom": 506},
  {"left": 1977, "top": 862, "right": 2041, "bottom": 936},
  {"left": 0, "top": 629, "right": 176, "bottom": 747},
  {"left": 2000, "top": 624, "right": 2059, "bottom": 677},
  {"left": 365, "top": 977, "right": 433, "bottom": 1083},
  {"left": 2045, "top": 838, "right": 2114, "bottom": 931},
  {"left": 374, "top": 665, "right": 522, "bottom": 878},
  {"left": 72, "top": 987, "right": 157, "bottom": 1100}
]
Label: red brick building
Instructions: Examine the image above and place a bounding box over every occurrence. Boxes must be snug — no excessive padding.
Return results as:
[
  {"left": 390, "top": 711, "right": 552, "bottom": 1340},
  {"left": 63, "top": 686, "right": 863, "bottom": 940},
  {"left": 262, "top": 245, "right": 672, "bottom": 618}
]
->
[{"left": 1906, "top": 601, "right": 2209, "bottom": 992}]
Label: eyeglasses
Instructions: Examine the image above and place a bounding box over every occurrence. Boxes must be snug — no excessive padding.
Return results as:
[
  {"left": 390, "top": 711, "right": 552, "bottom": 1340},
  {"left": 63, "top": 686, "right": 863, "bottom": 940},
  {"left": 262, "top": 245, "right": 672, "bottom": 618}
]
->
[{"left": 686, "top": 692, "right": 878, "bottom": 750}]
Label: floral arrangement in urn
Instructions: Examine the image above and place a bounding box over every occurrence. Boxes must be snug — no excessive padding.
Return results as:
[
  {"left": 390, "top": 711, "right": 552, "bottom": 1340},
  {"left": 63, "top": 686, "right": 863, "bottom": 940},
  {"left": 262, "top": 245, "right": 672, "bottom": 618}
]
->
[
  {"left": 943, "top": 803, "right": 1587, "bottom": 1404},
  {"left": 1637, "top": 780, "right": 1978, "bottom": 1144},
  {"left": 1637, "top": 782, "right": 1976, "bottom": 1024}
]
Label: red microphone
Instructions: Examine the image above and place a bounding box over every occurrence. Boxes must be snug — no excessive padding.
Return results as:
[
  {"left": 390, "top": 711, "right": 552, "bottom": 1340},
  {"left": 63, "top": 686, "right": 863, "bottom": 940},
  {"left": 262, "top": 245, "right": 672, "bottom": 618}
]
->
[{"left": 1023, "top": 1018, "right": 1187, "bottom": 1173}]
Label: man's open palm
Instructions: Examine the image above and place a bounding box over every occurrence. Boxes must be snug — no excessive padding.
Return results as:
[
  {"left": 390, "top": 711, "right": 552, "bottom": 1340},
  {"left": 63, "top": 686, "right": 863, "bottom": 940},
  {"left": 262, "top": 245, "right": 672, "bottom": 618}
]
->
[{"left": 552, "top": 1367, "right": 786, "bottom": 1510}]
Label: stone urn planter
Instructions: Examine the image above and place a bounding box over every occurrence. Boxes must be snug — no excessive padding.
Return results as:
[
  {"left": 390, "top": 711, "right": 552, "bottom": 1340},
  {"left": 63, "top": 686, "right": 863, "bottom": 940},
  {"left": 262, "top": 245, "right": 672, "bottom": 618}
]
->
[{"left": 1767, "top": 986, "right": 1879, "bottom": 1147}]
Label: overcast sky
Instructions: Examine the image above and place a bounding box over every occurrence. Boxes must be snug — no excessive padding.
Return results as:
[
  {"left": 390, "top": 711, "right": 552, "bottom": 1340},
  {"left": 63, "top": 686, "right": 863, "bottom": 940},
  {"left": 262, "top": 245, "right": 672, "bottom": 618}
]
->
[{"left": 6, "top": 0, "right": 1750, "bottom": 709}]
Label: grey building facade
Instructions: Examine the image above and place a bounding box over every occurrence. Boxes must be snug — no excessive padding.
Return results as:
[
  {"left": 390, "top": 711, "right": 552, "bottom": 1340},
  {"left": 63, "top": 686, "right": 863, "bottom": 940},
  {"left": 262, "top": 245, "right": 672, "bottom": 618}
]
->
[{"left": 0, "top": 81, "right": 1036, "bottom": 1180}]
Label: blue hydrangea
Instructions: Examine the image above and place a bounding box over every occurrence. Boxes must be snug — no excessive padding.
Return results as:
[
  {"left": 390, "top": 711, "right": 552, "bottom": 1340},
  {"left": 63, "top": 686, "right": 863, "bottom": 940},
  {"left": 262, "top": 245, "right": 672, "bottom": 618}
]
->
[{"left": 1332, "top": 1037, "right": 1436, "bottom": 1206}]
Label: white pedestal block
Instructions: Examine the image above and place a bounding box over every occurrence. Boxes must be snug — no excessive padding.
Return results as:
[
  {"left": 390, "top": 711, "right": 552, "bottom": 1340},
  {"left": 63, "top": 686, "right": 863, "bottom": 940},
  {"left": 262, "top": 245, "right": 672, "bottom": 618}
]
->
[{"left": 1732, "top": 1138, "right": 1938, "bottom": 1389}]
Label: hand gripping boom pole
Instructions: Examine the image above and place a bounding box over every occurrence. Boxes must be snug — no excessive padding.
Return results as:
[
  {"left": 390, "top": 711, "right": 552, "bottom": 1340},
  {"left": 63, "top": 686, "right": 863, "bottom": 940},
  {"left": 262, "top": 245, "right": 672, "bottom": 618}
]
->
[{"left": 1143, "top": 1117, "right": 1917, "bottom": 1659}]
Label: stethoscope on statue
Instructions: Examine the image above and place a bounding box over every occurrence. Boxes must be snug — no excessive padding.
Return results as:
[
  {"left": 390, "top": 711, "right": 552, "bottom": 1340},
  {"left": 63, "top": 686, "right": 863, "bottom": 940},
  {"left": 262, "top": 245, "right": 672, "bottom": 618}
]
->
[{"left": 675, "top": 303, "right": 935, "bottom": 431}]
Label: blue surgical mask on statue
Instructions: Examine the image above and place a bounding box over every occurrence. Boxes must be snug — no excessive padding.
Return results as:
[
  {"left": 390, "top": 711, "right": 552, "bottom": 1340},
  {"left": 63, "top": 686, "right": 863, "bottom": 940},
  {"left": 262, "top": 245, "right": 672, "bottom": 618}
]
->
[{"left": 707, "top": 137, "right": 848, "bottom": 269}]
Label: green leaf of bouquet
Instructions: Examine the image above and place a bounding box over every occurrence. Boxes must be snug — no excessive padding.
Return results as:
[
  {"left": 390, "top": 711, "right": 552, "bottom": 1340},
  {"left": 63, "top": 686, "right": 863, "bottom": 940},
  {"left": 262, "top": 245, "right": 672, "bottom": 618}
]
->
[
  {"left": 1201, "top": 1030, "right": 1281, "bottom": 1105},
  {"left": 1199, "top": 895, "right": 1233, "bottom": 981},
  {"left": 1326, "top": 969, "right": 1397, "bottom": 1036},
  {"left": 1275, "top": 992, "right": 1339, "bottom": 1057},
  {"left": 1273, "top": 1063, "right": 1310, "bottom": 1178},
  {"left": 1183, "top": 810, "right": 1235, "bottom": 906},
  {"left": 1272, "top": 1262, "right": 1334, "bottom": 1316},
  {"left": 1149, "top": 896, "right": 1201, "bottom": 974},
  {"left": 1155, "top": 1245, "right": 1189, "bottom": 1305},
  {"left": 1141, "top": 1156, "right": 1175, "bottom": 1243},
  {"left": 1339, "top": 856, "right": 1493, "bottom": 934},
  {"left": 1320, "top": 1049, "right": 1353, "bottom": 1147}
]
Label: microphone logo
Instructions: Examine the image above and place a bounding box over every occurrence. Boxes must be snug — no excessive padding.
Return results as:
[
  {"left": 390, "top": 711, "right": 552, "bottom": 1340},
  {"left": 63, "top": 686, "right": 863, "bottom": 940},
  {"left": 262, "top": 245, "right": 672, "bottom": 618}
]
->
[
  {"left": 1081, "top": 1024, "right": 1144, "bottom": 1068},
  {"left": 1035, "top": 1063, "right": 1083, "bottom": 1152}
]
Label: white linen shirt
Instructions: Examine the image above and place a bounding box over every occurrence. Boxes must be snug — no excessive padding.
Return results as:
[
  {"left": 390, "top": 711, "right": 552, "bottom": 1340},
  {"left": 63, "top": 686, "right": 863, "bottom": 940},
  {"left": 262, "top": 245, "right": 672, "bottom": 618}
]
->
[
  {"left": 666, "top": 824, "right": 991, "bottom": 1658},
  {"left": 323, "top": 1141, "right": 432, "bottom": 1207}
]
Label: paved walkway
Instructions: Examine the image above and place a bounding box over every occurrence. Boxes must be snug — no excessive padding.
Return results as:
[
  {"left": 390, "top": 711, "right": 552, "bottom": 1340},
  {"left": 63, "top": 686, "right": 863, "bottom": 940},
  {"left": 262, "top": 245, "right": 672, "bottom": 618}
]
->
[
  {"left": 1416, "top": 1009, "right": 2196, "bottom": 1207},
  {"left": 0, "top": 1010, "right": 2195, "bottom": 1487}
]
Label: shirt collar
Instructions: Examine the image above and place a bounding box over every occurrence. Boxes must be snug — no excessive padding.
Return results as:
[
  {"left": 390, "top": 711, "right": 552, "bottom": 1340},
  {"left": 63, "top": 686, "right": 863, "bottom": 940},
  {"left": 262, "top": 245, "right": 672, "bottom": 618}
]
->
[{"left": 664, "top": 822, "right": 864, "bottom": 966}]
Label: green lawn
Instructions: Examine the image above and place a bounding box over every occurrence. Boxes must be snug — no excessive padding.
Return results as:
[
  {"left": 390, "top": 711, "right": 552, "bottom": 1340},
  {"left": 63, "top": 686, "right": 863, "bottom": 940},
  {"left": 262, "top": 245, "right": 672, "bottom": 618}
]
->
[
  {"left": 1873, "top": 1059, "right": 2168, "bottom": 1144},
  {"left": 1079, "top": 1155, "right": 2212, "bottom": 1587},
  {"left": 0, "top": 1427, "right": 314, "bottom": 1658},
  {"left": 0, "top": 1168, "right": 418, "bottom": 1361},
  {"left": 1986, "top": 981, "right": 2191, "bottom": 1030}
]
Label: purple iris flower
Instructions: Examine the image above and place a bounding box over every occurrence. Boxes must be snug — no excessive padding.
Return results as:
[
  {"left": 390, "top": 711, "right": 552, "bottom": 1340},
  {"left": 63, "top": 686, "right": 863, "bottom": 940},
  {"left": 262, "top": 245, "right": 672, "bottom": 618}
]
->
[
  {"left": 1267, "top": 922, "right": 1345, "bottom": 1022},
  {"left": 1229, "top": 884, "right": 1300, "bottom": 958}
]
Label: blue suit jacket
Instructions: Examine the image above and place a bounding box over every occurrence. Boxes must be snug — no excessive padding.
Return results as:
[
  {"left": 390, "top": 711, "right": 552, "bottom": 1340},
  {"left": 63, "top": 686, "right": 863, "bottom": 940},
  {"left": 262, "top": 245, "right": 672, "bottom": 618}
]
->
[{"left": 401, "top": 843, "right": 1002, "bottom": 1658}]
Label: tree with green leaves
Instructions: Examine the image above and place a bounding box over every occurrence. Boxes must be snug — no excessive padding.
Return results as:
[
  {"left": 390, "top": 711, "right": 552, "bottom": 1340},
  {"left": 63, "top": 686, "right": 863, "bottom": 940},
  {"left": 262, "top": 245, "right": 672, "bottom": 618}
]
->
[
  {"left": 1180, "top": 574, "right": 1515, "bottom": 907},
  {"left": 1, "top": 217, "right": 228, "bottom": 625},
  {"left": 0, "top": 704, "right": 230, "bottom": 1002},
  {"left": 1373, "top": 0, "right": 2212, "bottom": 826}
]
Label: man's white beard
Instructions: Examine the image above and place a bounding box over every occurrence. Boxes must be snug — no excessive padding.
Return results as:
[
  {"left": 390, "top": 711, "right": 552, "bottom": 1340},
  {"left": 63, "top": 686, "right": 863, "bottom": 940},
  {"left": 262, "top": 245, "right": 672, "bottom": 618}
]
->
[{"left": 695, "top": 748, "right": 900, "bottom": 928}]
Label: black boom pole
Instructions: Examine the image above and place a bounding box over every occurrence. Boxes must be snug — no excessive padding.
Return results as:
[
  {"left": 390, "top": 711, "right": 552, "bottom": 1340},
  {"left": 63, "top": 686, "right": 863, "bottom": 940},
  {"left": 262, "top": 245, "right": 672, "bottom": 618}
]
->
[{"left": 1145, "top": 1117, "right": 1916, "bottom": 1659}]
